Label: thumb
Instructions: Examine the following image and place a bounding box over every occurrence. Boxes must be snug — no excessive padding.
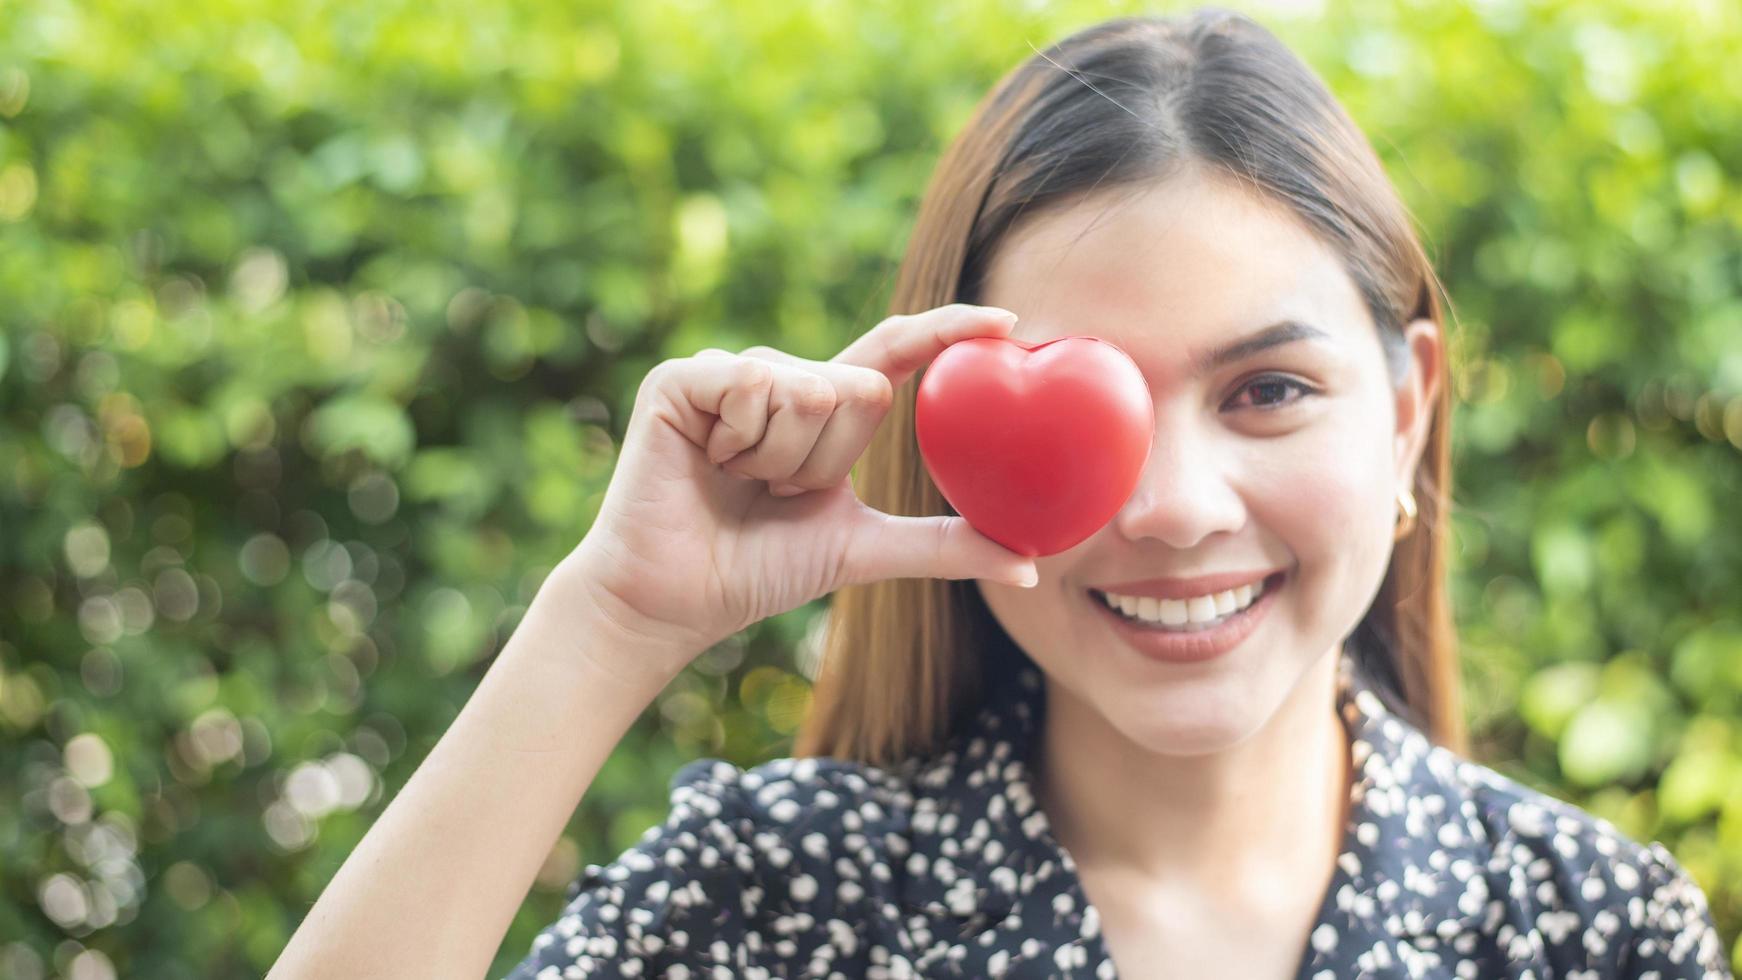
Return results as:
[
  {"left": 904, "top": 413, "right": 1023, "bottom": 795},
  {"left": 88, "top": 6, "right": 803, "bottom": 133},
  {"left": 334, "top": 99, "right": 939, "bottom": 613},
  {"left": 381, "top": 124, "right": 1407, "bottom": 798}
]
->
[{"left": 845, "top": 512, "right": 1039, "bottom": 588}]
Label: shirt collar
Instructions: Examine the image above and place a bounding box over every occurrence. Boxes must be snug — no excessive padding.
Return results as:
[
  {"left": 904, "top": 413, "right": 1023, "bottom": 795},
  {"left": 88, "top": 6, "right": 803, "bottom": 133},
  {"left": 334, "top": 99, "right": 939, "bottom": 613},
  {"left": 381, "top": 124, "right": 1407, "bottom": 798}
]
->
[{"left": 895, "top": 648, "right": 1491, "bottom": 972}]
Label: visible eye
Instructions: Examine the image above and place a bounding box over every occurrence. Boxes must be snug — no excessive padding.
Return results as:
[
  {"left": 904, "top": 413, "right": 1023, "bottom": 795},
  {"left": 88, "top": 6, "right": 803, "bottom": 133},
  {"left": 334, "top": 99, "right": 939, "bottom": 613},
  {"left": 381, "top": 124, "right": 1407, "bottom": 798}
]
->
[{"left": 1224, "top": 374, "right": 1316, "bottom": 411}]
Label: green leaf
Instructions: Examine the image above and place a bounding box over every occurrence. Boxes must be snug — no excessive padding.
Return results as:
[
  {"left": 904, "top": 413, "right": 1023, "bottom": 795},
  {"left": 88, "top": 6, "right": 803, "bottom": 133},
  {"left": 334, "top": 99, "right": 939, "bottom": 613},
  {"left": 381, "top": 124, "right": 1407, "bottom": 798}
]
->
[{"left": 303, "top": 394, "right": 415, "bottom": 468}]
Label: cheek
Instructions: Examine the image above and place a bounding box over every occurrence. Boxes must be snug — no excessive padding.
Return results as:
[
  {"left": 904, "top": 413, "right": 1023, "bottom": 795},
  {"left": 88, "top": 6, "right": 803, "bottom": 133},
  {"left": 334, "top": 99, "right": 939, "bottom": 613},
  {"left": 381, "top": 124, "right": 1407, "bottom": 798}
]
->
[{"left": 1241, "top": 406, "right": 1397, "bottom": 567}]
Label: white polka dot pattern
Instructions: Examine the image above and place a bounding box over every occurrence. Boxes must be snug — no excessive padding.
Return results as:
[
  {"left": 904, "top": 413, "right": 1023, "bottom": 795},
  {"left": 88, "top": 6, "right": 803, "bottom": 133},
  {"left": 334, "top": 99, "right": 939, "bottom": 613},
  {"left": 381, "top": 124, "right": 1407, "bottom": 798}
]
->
[{"left": 506, "top": 650, "right": 1733, "bottom": 978}]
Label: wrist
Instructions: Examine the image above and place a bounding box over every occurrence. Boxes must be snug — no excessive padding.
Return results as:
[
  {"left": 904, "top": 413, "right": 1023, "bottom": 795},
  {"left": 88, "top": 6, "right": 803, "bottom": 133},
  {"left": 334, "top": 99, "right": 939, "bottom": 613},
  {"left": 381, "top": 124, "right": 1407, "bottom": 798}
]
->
[{"left": 520, "top": 556, "right": 700, "bottom": 695}]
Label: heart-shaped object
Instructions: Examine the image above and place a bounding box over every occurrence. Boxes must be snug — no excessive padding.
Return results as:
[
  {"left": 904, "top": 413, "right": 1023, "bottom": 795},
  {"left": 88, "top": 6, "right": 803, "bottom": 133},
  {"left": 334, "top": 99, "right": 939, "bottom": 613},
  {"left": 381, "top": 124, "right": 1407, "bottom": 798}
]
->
[{"left": 915, "top": 335, "right": 1154, "bottom": 557}]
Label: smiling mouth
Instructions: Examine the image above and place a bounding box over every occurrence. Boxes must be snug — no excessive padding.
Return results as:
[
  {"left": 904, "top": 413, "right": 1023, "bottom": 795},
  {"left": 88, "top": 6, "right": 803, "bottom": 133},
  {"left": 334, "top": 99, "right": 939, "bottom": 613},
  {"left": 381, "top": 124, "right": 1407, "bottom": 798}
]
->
[{"left": 1087, "top": 571, "right": 1287, "bottom": 632}]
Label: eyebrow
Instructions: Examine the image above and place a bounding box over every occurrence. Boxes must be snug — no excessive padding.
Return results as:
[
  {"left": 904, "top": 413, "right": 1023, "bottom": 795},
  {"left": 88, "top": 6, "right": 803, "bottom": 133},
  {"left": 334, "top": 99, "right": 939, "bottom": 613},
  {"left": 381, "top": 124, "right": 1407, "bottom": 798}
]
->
[{"left": 1193, "top": 319, "right": 1334, "bottom": 374}]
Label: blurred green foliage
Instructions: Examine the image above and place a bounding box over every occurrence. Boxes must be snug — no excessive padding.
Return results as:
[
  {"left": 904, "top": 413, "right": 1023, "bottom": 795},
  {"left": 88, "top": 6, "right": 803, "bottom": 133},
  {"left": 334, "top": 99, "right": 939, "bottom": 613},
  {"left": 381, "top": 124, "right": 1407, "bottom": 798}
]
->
[{"left": 1, "top": 0, "right": 1738, "bottom": 975}]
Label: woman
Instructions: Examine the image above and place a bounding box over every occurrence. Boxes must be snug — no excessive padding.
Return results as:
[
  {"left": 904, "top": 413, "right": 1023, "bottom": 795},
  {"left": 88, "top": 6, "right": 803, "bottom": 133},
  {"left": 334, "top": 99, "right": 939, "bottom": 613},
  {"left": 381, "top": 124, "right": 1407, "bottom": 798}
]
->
[{"left": 270, "top": 8, "right": 1730, "bottom": 979}]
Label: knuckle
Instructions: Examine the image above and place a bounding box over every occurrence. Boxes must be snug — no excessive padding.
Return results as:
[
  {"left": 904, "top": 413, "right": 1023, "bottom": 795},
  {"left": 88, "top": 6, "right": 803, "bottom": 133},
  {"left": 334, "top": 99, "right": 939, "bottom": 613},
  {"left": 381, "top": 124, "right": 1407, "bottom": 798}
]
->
[
  {"left": 854, "top": 371, "right": 894, "bottom": 411},
  {"left": 789, "top": 377, "right": 836, "bottom": 416},
  {"left": 642, "top": 358, "right": 679, "bottom": 393},
  {"left": 738, "top": 359, "right": 775, "bottom": 390},
  {"left": 929, "top": 518, "right": 955, "bottom": 557},
  {"left": 742, "top": 344, "right": 779, "bottom": 359}
]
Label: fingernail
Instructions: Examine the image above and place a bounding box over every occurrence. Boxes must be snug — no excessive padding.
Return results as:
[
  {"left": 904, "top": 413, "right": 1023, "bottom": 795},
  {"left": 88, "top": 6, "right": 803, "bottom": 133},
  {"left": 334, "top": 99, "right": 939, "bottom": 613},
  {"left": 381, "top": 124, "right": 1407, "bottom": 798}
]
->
[{"left": 1009, "top": 568, "right": 1038, "bottom": 588}]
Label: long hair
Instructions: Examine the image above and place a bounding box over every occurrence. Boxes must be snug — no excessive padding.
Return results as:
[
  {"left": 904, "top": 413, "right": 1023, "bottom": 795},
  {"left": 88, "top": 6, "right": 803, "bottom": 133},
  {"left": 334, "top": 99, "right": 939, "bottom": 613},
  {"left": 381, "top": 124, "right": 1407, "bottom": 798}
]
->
[{"left": 795, "top": 7, "right": 1463, "bottom": 764}]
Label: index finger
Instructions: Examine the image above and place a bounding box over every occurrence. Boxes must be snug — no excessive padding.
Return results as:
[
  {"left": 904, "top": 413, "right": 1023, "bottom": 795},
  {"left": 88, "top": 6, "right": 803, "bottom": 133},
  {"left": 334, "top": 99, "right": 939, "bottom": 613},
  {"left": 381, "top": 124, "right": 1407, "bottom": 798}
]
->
[{"left": 832, "top": 304, "right": 1020, "bottom": 389}]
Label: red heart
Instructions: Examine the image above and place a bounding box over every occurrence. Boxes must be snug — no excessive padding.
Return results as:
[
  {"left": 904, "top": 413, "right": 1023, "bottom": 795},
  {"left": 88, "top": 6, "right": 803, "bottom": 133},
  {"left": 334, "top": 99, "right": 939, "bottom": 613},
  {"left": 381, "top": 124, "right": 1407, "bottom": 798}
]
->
[{"left": 916, "top": 336, "right": 1154, "bottom": 557}]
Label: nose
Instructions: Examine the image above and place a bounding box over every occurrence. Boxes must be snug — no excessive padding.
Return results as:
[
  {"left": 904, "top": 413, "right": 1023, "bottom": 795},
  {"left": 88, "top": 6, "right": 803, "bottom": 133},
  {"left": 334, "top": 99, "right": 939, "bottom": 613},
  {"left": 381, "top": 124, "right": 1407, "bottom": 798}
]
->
[{"left": 1108, "top": 414, "right": 1247, "bottom": 550}]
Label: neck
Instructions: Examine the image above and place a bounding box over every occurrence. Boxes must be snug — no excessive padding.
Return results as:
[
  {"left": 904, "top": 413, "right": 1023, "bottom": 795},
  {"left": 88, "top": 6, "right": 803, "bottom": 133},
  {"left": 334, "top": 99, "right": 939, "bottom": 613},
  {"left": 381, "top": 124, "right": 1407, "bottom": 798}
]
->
[{"left": 1034, "top": 648, "right": 1352, "bottom": 900}]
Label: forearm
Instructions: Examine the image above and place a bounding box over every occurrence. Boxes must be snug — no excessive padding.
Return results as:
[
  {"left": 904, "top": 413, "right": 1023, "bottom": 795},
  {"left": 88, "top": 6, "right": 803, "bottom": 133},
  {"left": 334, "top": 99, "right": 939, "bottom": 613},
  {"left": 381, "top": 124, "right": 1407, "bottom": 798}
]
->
[{"left": 269, "top": 567, "right": 691, "bottom": 980}]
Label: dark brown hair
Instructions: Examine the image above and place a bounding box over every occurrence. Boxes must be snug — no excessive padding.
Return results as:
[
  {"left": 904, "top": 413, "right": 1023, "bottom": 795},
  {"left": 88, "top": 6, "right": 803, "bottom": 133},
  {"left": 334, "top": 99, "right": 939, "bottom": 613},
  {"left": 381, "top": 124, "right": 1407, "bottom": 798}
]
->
[{"left": 796, "top": 6, "right": 1462, "bottom": 764}]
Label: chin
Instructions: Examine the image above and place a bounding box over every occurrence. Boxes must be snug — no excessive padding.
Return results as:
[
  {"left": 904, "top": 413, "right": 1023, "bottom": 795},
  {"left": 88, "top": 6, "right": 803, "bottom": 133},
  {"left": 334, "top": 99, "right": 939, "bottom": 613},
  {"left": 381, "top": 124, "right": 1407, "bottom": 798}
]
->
[
  {"left": 1140, "top": 700, "right": 1260, "bottom": 751},
  {"left": 1075, "top": 672, "right": 1262, "bottom": 756}
]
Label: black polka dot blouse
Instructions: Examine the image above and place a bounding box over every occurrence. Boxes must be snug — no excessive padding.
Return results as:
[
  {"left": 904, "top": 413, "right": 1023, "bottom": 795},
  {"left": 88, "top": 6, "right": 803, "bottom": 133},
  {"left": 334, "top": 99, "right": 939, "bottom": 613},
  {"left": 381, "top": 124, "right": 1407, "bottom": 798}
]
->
[{"left": 506, "top": 649, "right": 1732, "bottom": 978}]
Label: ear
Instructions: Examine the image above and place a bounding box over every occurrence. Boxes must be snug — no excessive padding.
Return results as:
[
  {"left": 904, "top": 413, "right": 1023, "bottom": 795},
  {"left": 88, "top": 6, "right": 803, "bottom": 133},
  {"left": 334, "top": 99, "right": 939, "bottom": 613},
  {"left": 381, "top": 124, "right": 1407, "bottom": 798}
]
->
[{"left": 1393, "top": 317, "right": 1442, "bottom": 487}]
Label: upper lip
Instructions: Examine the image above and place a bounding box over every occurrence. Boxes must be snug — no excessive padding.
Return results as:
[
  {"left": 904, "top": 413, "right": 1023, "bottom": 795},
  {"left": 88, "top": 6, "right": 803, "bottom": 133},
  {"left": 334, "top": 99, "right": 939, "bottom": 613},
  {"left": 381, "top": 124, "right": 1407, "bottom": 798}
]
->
[{"left": 1089, "top": 568, "right": 1284, "bottom": 600}]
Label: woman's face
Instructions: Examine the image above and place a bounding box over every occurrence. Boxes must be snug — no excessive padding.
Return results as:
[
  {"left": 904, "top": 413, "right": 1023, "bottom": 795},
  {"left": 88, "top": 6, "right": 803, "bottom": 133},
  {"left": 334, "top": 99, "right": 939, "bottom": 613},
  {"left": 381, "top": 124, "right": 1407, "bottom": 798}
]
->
[{"left": 974, "top": 168, "right": 1441, "bottom": 756}]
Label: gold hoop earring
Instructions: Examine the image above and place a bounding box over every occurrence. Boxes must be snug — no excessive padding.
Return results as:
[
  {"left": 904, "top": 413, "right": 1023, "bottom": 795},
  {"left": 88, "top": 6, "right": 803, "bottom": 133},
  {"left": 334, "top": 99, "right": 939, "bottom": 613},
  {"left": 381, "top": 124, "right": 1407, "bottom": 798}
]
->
[{"left": 1393, "top": 487, "right": 1418, "bottom": 541}]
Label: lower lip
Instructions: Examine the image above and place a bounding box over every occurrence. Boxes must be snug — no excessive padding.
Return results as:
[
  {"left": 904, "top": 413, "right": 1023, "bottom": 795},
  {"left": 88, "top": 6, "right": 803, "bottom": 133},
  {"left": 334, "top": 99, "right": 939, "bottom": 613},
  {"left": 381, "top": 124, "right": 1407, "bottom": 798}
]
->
[{"left": 1087, "top": 572, "right": 1286, "bottom": 665}]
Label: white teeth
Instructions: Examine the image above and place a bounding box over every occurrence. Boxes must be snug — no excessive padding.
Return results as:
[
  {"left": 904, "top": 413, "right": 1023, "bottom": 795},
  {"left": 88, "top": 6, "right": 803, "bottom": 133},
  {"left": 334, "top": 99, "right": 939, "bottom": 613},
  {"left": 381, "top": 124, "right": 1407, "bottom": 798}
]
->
[
  {"left": 1158, "top": 598, "right": 1186, "bottom": 625},
  {"left": 1097, "top": 576, "right": 1273, "bottom": 629},
  {"left": 1186, "top": 595, "right": 1218, "bottom": 623}
]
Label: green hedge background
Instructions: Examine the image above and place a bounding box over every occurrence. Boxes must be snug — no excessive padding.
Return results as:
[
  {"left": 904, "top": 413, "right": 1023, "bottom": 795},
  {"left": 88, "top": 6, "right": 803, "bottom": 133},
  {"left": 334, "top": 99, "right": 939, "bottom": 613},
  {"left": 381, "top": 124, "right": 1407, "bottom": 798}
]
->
[{"left": 2, "top": 0, "right": 1738, "bottom": 976}]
